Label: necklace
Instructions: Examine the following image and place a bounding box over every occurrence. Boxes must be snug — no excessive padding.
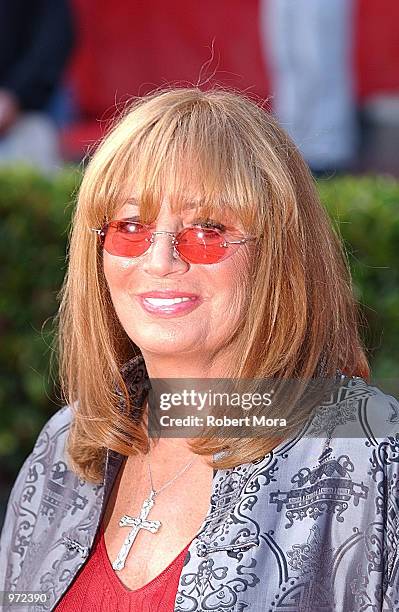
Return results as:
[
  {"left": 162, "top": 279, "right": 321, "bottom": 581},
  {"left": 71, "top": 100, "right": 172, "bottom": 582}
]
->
[{"left": 112, "top": 451, "right": 197, "bottom": 571}]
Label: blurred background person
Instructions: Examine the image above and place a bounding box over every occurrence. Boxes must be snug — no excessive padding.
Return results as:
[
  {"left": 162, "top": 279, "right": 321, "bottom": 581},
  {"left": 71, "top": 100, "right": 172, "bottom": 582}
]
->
[
  {"left": 260, "top": 0, "right": 357, "bottom": 175},
  {"left": 61, "top": 0, "right": 399, "bottom": 175},
  {"left": 0, "top": 0, "right": 74, "bottom": 172}
]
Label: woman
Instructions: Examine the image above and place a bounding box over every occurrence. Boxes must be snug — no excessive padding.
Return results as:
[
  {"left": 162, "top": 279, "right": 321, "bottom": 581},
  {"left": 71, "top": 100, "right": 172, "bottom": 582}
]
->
[{"left": 1, "top": 88, "right": 398, "bottom": 611}]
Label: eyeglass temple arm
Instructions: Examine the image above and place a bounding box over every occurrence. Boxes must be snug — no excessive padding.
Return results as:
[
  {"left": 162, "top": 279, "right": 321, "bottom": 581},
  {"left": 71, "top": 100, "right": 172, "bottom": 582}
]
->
[{"left": 223, "top": 236, "right": 257, "bottom": 245}]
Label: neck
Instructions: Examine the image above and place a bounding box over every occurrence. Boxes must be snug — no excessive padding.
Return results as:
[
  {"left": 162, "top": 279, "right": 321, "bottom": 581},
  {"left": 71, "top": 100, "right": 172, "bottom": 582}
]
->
[
  {"left": 140, "top": 343, "right": 238, "bottom": 379},
  {"left": 141, "top": 400, "right": 212, "bottom": 464},
  {"left": 136, "top": 345, "right": 238, "bottom": 461}
]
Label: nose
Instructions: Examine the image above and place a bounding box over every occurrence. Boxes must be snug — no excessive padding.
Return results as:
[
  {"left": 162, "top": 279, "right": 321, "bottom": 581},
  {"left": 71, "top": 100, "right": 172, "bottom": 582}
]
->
[{"left": 142, "top": 230, "right": 189, "bottom": 277}]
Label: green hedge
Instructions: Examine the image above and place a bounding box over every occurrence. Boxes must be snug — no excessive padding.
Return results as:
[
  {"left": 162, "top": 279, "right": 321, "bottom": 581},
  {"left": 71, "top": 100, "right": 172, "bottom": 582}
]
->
[
  {"left": 0, "top": 167, "right": 79, "bottom": 481},
  {"left": 318, "top": 176, "right": 399, "bottom": 377},
  {"left": 0, "top": 168, "right": 398, "bottom": 484}
]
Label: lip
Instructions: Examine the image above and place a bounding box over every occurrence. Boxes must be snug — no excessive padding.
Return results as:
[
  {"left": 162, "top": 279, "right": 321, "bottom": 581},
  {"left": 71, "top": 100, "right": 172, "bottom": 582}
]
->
[
  {"left": 137, "top": 290, "right": 202, "bottom": 318},
  {"left": 138, "top": 291, "right": 200, "bottom": 299}
]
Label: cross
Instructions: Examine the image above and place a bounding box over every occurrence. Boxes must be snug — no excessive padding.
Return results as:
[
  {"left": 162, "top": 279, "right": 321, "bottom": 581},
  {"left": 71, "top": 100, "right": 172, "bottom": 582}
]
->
[{"left": 112, "top": 490, "right": 162, "bottom": 570}]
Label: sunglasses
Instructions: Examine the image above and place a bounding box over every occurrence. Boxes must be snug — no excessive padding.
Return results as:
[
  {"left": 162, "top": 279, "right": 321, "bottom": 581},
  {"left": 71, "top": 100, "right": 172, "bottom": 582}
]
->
[{"left": 92, "top": 220, "right": 256, "bottom": 264}]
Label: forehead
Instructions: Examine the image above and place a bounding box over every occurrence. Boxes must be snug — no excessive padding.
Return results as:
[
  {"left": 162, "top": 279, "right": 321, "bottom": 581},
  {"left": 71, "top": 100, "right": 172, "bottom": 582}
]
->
[
  {"left": 118, "top": 196, "right": 200, "bottom": 211},
  {"left": 114, "top": 196, "right": 242, "bottom": 224}
]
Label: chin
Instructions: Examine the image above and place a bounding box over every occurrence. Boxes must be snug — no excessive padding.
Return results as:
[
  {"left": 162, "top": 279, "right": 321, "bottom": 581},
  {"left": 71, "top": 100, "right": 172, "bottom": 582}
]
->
[{"left": 129, "top": 326, "right": 201, "bottom": 356}]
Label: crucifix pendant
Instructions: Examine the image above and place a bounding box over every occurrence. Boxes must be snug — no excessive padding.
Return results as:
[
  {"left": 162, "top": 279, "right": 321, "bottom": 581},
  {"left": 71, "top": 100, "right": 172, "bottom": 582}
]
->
[{"left": 112, "top": 490, "right": 162, "bottom": 571}]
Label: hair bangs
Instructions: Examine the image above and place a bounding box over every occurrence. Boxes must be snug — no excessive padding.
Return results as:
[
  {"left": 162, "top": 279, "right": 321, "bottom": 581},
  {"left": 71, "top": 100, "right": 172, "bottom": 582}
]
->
[{"left": 99, "top": 99, "right": 263, "bottom": 232}]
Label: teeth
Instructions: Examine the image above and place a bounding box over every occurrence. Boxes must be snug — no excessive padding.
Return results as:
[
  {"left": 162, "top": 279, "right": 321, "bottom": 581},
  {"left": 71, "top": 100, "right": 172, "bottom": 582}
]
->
[{"left": 144, "top": 297, "right": 193, "bottom": 306}]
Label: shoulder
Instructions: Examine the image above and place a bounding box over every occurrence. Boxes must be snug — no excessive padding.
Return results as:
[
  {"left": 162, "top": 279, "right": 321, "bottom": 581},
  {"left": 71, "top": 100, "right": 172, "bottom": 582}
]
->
[
  {"left": 0, "top": 405, "right": 108, "bottom": 594},
  {"left": 15, "top": 404, "right": 75, "bottom": 484},
  {"left": 0, "top": 406, "right": 74, "bottom": 584},
  {"left": 306, "top": 376, "right": 399, "bottom": 443},
  {"left": 30, "top": 403, "right": 74, "bottom": 455},
  {"left": 3, "top": 404, "right": 74, "bottom": 503},
  {"left": 360, "top": 378, "right": 399, "bottom": 436},
  {"left": 295, "top": 379, "right": 399, "bottom": 590},
  {"left": 251, "top": 378, "right": 399, "bottom": 513},
  {"left": 352, "top": 375, "right": 398, "bottom": 418},
  {"left": 36, "top": 403, "right": 74, "bottom": 438},
  {"left": 1, "top": 403, "right": 74, "bottom": 499}
]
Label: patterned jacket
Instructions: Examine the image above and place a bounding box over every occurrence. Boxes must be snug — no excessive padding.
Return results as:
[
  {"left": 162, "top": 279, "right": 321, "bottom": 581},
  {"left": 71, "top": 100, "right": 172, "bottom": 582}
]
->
[{"left": 1, "top": 371, "right": 399, "bottom": 612}]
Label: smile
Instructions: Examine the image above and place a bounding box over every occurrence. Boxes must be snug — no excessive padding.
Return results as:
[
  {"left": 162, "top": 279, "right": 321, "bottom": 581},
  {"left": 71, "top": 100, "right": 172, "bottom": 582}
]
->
[
  {"left": 144, "top": 297, "right": 194, "bottom": 306},
  {"left": 137, "top": 293, "right": 202, "bottom": 317}
]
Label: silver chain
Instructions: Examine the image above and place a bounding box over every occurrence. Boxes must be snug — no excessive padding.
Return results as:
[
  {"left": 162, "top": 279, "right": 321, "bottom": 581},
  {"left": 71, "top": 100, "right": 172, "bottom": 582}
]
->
[{"left": 147, "top": 454, "right": 197, "bottom": 497}]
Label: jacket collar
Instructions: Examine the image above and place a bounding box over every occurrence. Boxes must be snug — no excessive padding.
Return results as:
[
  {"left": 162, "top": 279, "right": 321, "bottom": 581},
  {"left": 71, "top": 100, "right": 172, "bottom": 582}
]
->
[{"left": 116, "top": 353, "right": 152, "bottom": 416}]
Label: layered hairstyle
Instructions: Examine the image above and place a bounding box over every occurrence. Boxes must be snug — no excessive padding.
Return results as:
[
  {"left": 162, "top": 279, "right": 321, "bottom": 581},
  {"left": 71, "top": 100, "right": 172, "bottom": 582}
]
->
[{"left": 57, "top": 87, "right": 369, "bottom": 482}]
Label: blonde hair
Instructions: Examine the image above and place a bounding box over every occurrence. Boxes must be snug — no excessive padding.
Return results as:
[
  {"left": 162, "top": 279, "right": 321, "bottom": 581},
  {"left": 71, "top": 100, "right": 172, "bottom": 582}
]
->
[{"left": 57, "top": 87, "right": 369, "bottom": 482}]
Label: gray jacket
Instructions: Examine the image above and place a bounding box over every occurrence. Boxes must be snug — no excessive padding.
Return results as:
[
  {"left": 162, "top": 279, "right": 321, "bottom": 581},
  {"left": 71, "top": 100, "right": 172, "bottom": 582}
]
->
[{"left": 1, "top": 374, "right": 399, "bottom": 611}]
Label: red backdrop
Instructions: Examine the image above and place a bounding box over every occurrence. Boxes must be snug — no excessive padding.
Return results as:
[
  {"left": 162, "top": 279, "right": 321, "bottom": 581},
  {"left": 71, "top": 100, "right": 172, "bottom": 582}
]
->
[{"left": 63, "top": 0, "right": 399, "bottom": 157}]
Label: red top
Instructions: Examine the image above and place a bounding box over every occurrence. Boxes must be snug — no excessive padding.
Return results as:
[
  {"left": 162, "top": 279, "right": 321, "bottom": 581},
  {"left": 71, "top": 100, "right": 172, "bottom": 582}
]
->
[{"left": 55, "top": 523, "right": 192, "bottom": 611}]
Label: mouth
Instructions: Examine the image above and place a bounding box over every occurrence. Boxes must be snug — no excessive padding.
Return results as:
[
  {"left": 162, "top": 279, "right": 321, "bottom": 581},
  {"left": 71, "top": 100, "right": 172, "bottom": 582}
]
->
[{"left": 137, "top": 291, "right": 202, "bottom": 317}]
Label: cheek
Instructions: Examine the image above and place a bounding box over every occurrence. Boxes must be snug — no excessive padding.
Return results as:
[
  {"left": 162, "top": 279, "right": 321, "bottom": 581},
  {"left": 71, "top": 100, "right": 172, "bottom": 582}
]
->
[
  {"left": 211, "top": 251, "right": 250, "bottom": 311},
  {"left": 225, "top": 249, "right": 250, "bottom": 291},
  {"left": 103, "top": 255, "right": 136, "bottom": 293},
  {"left": 102, "top": 257, "right": 143, "bottom": 326}
]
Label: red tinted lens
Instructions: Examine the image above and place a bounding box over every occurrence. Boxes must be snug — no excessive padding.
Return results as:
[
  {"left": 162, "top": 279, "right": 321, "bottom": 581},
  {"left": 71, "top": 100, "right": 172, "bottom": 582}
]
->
[
  {"left": 103, "top": 221, "right": 151, "bottom": 257},
  {"left": 177, "top": 227, "right": 239, "bottom": 264}
]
